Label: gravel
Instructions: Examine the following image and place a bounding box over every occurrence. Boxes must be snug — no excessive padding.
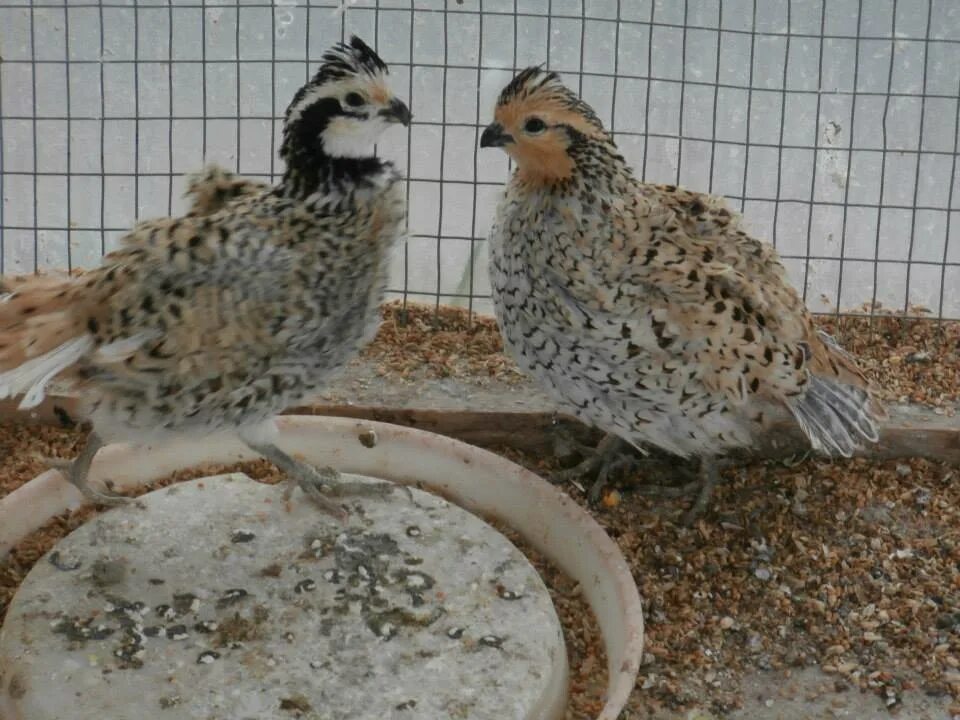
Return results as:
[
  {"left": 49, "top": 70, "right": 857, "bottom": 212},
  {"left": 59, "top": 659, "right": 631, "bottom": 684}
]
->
[
  {"left": 361, "top": 302, "right": 960, "bottom": 411},
  {"left": 0, "top": 301, "right": 957, "bottom": 716}
]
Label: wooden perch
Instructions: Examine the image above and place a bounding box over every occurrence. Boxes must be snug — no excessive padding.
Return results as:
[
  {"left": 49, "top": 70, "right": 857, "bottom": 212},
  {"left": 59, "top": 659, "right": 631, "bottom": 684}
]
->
[
  {"left": 291, "top": 403, "right": 960, "bottom": 465},
  {"left": 2, "top": 359, "right": 957, "bottom": 465}
]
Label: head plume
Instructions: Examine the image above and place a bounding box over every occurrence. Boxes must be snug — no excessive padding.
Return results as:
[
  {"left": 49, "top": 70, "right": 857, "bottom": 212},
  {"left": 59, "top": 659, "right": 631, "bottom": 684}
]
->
[
  {"left": 481, "top": 66, "right": 621, "bottom": 186},
  {"left": 314, "top": 35, "right": 389, "bottom": 86},
  {"left": 278, "top": 35, "right": 409, "bottom": 192},
  {"left": 496, "top": 66, "right": 605, "bottom": 133},
  {"left": 285, "top": 36, "right": 389, "bottom": 120}
]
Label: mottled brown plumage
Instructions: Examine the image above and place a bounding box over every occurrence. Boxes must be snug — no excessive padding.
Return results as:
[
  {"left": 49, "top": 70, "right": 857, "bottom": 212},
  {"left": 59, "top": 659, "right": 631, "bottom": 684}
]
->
[
  {"left": 183, "top": 165, "right": 272, "bottom": 217},
  {"left": 0, "top": 37, "right": 410, "bottom": 513},
  {"left": 481, "top": 68, "right": 884, "bottom": 521}
]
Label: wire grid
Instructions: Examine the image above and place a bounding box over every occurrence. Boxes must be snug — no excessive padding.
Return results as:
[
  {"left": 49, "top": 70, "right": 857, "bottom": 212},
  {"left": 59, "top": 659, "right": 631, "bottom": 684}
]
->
[{"left": 0, "top": 0, "right": 958, "bottom": 319}]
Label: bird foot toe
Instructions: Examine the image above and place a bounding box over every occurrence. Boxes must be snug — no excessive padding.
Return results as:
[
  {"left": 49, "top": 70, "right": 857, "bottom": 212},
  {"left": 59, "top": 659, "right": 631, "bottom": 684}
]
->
[{"left": 75, "top": 482, "right": 131, "bottom": 506}]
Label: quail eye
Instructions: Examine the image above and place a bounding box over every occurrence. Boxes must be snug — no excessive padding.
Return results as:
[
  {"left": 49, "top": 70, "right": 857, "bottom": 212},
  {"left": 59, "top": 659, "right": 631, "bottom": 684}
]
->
[
  {"left": 523, "top": 117, "right": 547, "bottom": 134},
  {"left": 344, "top": 92, "right": 365, "bottom": 108}
]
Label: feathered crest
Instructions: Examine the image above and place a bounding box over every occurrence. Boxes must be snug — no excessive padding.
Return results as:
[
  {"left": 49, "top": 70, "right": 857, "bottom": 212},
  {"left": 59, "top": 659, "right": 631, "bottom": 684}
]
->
[
  {"left": 496, "top": 66, "right": 605, "bottom": 131},
  {"left": 497, "top": 66, "right": 556, "bottom": 105},
  {"left": 284, "top": 35, "right": 389, "bottom": 120},
  {"left": 314, "top": 35, "right": 388, "bottom": 85}
]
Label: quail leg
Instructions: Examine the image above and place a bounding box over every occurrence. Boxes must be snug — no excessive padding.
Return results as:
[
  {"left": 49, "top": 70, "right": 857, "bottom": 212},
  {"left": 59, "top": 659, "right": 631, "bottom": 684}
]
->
[
  {"left": 549, "top": 426, "right": 727, "bottom": 517},
  {"left": 552, "top": 432, "right": 642, "bottom": 503},
  {"left": 681, "top": 458, "right": 721, "bottom": 526},
  {"left": 241, "top": 439, "right": 395, "bottom": 519},
  {"left": 47, "top": 432, "right": 129, "bottom": 505},
  {"left": 632, "top": 456, "right": 729, "bottom": 525}
]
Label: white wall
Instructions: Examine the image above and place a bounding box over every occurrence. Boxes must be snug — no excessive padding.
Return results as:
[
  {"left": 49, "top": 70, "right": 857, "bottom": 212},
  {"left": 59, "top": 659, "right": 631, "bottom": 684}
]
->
[{"left": 1, "top": 0, "right": 958, "bottom": 317}]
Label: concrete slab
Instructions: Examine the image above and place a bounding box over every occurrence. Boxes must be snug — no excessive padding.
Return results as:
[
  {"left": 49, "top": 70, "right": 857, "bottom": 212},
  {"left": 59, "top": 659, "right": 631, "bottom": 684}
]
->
[{"left": 0, "top": 473, "right": 568, "bottom": 719}]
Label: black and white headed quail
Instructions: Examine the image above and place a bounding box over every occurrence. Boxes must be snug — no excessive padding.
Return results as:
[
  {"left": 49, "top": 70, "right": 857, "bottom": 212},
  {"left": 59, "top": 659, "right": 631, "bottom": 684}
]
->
[{"left": 0, "top": 36, "right": 411, "bottom": 516}]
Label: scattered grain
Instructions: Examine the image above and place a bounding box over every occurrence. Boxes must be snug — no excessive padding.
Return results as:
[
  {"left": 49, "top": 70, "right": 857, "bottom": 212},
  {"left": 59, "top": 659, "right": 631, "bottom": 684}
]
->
[{"left": 0, "top": 301, "right": 957, "bottom": 716}]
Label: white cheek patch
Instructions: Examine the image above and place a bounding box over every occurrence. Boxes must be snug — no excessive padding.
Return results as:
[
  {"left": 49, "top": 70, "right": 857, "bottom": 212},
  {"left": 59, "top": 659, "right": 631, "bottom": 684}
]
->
[{"left": 321, "top": 115, "right": 393, "bottom": 158}]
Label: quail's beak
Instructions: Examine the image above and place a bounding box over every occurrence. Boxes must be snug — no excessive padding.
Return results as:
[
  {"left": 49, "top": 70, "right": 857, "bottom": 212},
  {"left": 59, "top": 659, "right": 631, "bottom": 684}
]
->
[
  {"left": 380, "top": 97, "right": 412, "bottom": 126},
  {"left": 480, "top": 122, "right": 514, "bottom": 149}
]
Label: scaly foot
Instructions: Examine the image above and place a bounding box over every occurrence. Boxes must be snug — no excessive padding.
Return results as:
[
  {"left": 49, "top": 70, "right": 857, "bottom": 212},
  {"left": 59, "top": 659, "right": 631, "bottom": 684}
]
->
[
  {"left": 44, "top": 432, "right": 130, "bottom": 506},
  {"left": 552, "top": 433, "right": 633, "bottom": 499},
  {"left": 278, "top": 462, "right": 349, "bottom": 519},
  {"left": 282, "top": 464, "right": 400, "bottom": 518},
  {"left": 635, "top": 458, "right": 728, "bottom": 526},
  {"left": 242, "top": 437, "right": 397, "bottom": 520}
]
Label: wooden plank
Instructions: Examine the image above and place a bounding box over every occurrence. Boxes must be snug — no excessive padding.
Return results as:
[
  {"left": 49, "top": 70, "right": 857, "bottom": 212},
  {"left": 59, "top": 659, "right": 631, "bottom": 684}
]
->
[
  {"left": 1, "top": 360, "right": 957, "bottom": 463},
  {"left": 296, "top": 402, "right": 960, "bottom": 464}
]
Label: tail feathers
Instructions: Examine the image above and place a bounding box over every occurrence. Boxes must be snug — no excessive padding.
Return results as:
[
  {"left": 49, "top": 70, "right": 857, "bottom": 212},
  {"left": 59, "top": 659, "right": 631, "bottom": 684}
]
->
[
  {"left": 0, "top": 273, "right": 92, "bottom": 409},
  {"left": 816, "top": 329, "right": 856, "bottom": 364},
  {"left": 0, "top": 335, "right": 94, "bottom": 409},
  {"left": 93, "top": 331, "right": 159, "bottom": 364},
  {"left": 789, "top": 375, "right": 881, "bottom": 458}
]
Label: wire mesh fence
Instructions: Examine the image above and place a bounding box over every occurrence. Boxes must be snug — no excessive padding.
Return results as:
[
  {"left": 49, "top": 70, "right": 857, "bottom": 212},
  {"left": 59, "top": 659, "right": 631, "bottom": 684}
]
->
[{"left": 0, "top": 0, "right": 958, "bottom": 319}]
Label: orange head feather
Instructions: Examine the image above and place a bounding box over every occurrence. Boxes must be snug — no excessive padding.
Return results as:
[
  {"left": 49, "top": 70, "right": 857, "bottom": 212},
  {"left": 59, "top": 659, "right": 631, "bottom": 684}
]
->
[{"left": 480, "top": 67, "right": 613, "bottom": 185}]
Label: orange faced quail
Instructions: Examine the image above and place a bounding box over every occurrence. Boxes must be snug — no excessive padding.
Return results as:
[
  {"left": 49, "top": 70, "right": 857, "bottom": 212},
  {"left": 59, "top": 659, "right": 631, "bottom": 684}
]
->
[
  {"left": 481, "top": 68, "right": 884, "bottom": 523},
  {"left": 0, "top": 36, "right": 411, "bottom": 516}
]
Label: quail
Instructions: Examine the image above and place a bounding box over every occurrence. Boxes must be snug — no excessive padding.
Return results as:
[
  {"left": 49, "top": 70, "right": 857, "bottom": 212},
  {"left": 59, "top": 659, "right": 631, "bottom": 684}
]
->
[
  {"left": 0, "top": 36, "right": 411, "bottom": 516},
  {"left": 480, "top": 67, "right": 884, "bottom": 523}
]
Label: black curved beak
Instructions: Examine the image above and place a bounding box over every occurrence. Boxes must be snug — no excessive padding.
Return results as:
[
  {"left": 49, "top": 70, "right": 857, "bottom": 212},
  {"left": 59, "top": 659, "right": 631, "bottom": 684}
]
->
[
  {"left": 480, "top": 122, "right": 514, "bottom": 148},
  {"left": 380, "top": 98, "right": 412, "bottom": 126}
]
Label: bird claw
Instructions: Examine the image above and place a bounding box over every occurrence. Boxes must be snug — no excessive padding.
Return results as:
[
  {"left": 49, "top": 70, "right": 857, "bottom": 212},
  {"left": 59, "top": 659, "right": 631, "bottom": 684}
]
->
[
  {"left": 552, "top": 434, "right": 638, "bottom": 504},
  {"left": 552, "top": 453, "right": 604, "bottom": 486},
  {"left": 283, "top": 465, "right": 398, "bottom": 520},
  {"left": 630, "top": 461, "right": 727, "bottom": 526},
  {"left": 79, "top": 485, "right": 132, "bottom": 507},
  {"left": 585, "top": 458, "right": 632, "bottom": 505},
  {"left": 323, "top": 480, "right": 398, "bottom": 499},
  {"left": 634, "top": 480, "right": 703, "bottom": 499},
  {"left": 779, "top": 450, "right": 812, "bottom": 468},
  {"left": 284, "top": 465, "right": 348, "bottom": 520},
  {"left": 552, "top": 434, "right": 726, "bottom": 525},
  {"left": 43, "top": 455, "right": 130, "bottom": 506},
  {"left": 681, "top": 480, "right": 717, "bottom": 527}
]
